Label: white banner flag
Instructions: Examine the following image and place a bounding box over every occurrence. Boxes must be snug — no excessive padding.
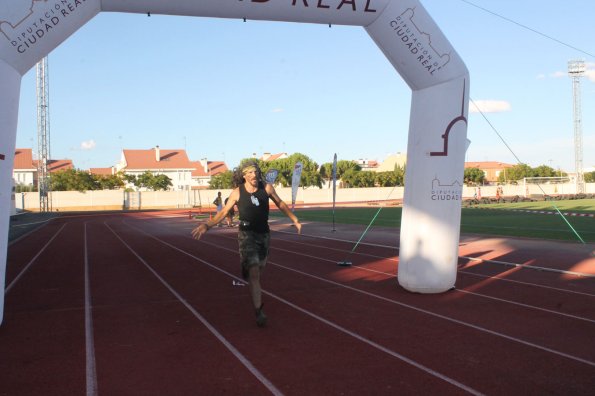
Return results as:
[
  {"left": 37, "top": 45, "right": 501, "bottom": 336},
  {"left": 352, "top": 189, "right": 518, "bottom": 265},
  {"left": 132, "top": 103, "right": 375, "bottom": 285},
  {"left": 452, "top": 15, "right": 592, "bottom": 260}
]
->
[
  {"left": 332, "top": 153, "right": 338, "bottom": 231},
  {"left": 332, "top": 153, "right": 337, "bottom": 210},
  {"left": 291, "top": 161, "right": 303, "bottom": 211}
]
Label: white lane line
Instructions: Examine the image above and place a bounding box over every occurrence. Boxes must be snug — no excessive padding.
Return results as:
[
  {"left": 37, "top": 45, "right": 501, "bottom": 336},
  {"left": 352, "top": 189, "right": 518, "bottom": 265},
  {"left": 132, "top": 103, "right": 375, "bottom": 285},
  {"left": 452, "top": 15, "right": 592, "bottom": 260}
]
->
[
  {"left": 460, "top": 256, "right": 595, "bottom": 278},
  {"left": 174, "top": 226, "right": 595, "bottom": 322},
  {"left": 273, "top": 234, "right": 399, "bottom": 262},
  {"left": 274, "top": 228, "right": 595, "bottom": 278},
  {"left": 179, "top": 224, "right": 595, "bottom": 324},
  {"left": 458, "top": 270, "right": 595, "bottom": 298},
  {"left": 5, "top": 223, "right": 67, "bottom": 294},
  {"left": 455, "top": 289, "right": 595, "bottom": 324},
  {"left": 269, "top": 259, "right": 595, "bottom": 368},
  {"left": 84, "top": 223, "right": 98, "bottom": 396},
  {"left": 266, "top": 243, "right": 595, "bottom": 324},
  {"left": 255, "top": 232, "right": 595, "bottom": 298},
  {"left": 105, "top": 222, "right": 284, "bottom": 396},
  {"left": 126, "top": 222, "right": 483, "bottom": 395},
  {"left": 190, "top": 234, "right": 595, "bottom": 369},
  {"left": 206, "top": 231, "right": 395, "bottom": 278}
]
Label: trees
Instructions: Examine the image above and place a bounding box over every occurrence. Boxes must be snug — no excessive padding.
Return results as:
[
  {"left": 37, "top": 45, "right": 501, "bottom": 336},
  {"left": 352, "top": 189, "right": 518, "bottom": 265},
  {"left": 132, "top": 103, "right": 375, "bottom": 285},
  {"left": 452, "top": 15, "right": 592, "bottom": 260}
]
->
[
  {"left": 319, "top": 160, "right": 361, "bottom": 185},
  {"left": 498, "top": 163, "right": 533, "bottom": 182},
  {"left": 496, "top": 164, "right": 569, "bottom": 183},
  {"left": 375, "top": 171, "right": 399, "bottom": 187},
  {"left": 246, "top": 153, "right": 322, "bottom": 188},
  {"left": 464, "top": 167, "right": 485, "bottom": 186},
  {"left": 97, "top": 173, "right": 125, "bottom": 190},
  {"left": 49, "top": 170, "right": 171, "bottom": 192},
  {"left": 133, "top": 171, "right": 172, "bottom": 191},
  {"left": 118, "top": 171, "right": 172, "bottom": 191},
  {"left": 51, "top": 169, "right": 99, "bottom": 192},
  {"left": 209, "top": 170, "right": 234, "bottom": 189},
  {"left": 341, "top": 168, "right": 375, "bottom": 188},
  {"left": 532, "top": 165, "right": 558, "bottom": 178}
]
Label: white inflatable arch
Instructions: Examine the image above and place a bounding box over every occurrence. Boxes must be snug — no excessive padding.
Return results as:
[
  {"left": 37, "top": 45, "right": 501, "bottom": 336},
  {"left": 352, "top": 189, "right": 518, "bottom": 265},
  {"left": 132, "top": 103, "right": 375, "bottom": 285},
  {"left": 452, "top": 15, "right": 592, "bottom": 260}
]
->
[{"left": 0, "top": 0, "right": 469, "bottom": 325}]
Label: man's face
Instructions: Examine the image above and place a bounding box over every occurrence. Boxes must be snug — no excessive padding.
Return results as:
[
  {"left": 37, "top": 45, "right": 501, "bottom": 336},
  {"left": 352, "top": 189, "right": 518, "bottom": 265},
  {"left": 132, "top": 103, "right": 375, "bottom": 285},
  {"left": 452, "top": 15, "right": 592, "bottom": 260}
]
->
[{"left": 244, "top": 169, "right": 257, "bottom": 186}]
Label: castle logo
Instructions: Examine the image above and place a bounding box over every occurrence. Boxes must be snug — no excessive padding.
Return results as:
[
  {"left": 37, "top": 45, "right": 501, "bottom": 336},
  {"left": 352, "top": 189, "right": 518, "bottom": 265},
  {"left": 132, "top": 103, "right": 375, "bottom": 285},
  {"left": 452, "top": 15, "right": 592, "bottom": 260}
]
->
[
  {"left": 0, "top": 0, "right": 89, "bottom": 54},
  {"left": 389, "top": 8, "right": 451, "bottom": 76},
  {"left": 431, "top": 176, "right": 462, "bottom": 202}
]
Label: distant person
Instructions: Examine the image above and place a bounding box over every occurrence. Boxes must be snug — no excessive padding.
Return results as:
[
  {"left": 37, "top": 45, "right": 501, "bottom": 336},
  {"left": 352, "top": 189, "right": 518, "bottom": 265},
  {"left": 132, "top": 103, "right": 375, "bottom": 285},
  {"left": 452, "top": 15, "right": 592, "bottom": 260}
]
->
[
  {"left": 213, "top": 191, "right": 223, "bottom": 226},
  {"left": 192, "top": 161, "right": 302, "bottom": 327},
  {"left": 224, "top": 197, "right": 236, "bottom": 227}
]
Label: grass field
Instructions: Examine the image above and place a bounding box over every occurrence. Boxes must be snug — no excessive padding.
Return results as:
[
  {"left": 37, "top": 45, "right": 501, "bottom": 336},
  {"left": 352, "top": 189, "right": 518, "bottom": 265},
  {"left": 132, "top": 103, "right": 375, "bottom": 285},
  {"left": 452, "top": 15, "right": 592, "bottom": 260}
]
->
[{"left": 275, "top": 199, "right": 595, "bottom": 243}]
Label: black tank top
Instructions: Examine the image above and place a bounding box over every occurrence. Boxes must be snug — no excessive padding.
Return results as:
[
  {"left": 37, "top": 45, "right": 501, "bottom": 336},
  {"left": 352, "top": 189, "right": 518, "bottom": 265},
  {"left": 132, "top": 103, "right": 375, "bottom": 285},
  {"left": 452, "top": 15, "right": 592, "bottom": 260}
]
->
[{"left": 238, "top": 182, "right": 270, "bottom": 233}]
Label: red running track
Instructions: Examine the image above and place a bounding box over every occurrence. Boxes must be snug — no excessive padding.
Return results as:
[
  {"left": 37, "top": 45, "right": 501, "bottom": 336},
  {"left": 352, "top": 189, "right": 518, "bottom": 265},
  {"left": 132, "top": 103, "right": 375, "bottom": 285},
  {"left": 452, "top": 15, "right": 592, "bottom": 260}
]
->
[{"left": 1, "top": 211, "right": 594, "bottom": 395}]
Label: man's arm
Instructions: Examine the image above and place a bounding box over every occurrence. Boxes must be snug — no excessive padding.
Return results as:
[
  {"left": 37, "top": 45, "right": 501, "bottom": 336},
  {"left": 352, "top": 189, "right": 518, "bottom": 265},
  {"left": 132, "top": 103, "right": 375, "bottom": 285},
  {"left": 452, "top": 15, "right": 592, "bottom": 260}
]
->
[
  {"left": 266, "top": 184, "right": 302, "bottom": 234},
  {"left": 192, "top": 189, "right": 239, "bottom": 239}
]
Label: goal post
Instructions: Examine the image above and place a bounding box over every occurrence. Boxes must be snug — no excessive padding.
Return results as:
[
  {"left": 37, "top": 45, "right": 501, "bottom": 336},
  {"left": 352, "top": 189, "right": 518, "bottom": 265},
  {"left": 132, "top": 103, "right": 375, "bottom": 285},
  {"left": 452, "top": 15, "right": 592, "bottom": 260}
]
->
[{"left": 522, "top": 177, "right": 572, "bottom": 197}]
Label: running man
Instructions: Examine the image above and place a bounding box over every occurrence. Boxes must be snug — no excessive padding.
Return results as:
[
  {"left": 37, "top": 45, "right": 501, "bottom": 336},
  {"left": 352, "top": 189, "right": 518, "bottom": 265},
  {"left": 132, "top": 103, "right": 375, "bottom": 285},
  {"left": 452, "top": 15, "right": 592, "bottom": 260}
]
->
[{"left": 192, "top": 161, "right": 302, "bottom": 327}]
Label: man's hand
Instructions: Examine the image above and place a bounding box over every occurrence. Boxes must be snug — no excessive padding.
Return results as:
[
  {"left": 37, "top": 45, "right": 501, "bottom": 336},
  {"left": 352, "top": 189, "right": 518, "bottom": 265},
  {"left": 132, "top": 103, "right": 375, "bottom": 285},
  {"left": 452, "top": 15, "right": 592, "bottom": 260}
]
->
[
  {"left": 191, "top": 223, "right": 209, "bottom": 240},
  {"left": 294, "top": 221, "right": 302, "bottom": 234}
]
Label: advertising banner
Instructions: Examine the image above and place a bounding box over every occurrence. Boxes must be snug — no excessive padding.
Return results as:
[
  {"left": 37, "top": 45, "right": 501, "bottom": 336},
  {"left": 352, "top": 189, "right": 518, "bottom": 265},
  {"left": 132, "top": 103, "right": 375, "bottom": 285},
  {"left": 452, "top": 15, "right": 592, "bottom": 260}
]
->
[
  {"left": 291, "top": 161, "right": 303, "bottom": 211},
  {"left": 265, "top": 168, "right": 279, "bottom": 185},
  {"left": 332, "top": 153, "right": 337, "bottom": 231}
]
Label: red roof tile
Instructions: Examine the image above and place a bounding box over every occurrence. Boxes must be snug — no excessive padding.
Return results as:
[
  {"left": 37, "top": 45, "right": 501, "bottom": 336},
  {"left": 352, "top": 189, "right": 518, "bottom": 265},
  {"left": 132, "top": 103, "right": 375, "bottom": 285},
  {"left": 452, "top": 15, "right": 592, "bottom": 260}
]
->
[
  {"left": 190, "top": 161, "right": 228, "bottom": 177},
  {"left": 122, "top": 148, "right": 194, "bottom": 170},
  {"left": 89, "top": 167, "right": 115, "bottom": 176},
  {"left": 33, "top": 159, "right": 74, "bottom": 173},
  {"left": 14, "top": 149, "right": 35, "bottom": 170},
  {"left": 465, "top": 161, "right": 514, "bottom": 169},
  {"left": 261, "top": 153, "right": 288, "bottom": 162}
]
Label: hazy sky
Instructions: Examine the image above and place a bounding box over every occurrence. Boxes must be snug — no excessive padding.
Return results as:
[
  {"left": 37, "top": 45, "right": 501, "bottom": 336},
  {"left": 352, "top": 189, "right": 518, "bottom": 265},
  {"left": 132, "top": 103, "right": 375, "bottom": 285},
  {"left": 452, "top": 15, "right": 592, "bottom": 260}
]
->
[{"left": 15, "top": 0, "right": 595, "bottom": 173}]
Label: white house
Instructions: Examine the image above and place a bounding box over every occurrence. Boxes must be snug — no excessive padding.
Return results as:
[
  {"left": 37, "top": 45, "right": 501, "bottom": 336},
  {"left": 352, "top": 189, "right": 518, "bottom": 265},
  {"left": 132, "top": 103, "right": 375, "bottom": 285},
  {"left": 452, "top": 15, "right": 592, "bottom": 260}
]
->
[
  {"left": 116, "top": 146, "right": 196, "bottom": 191},
  {"left": 116, "top": 146, "right": 228, "bottom": 191}
]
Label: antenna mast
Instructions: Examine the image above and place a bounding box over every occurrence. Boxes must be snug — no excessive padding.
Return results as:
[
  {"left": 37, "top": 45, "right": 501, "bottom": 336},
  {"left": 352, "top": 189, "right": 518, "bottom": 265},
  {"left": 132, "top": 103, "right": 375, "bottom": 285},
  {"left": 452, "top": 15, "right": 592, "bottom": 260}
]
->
[
  {"left": 568, "top": 59, "right": 585, "bottom": 195},
  {"left": 36, "top": 56, "right": 52, "bottom": 211}
]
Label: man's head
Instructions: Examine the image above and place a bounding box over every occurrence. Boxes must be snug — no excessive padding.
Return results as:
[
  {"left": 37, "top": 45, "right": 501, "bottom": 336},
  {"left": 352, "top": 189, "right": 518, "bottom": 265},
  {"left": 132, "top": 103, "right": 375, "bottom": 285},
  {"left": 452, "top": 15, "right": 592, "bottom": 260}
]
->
[{"left": 234, "top": 160, "right": 262, "bottom": 187}]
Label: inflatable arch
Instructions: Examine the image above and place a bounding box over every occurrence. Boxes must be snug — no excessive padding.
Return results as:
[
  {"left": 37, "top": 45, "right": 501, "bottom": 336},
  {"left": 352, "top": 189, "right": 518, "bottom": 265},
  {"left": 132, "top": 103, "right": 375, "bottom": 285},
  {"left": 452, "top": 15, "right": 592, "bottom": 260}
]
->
[{"left": 0, "top": 0, "right": 469, "bottom": 324}]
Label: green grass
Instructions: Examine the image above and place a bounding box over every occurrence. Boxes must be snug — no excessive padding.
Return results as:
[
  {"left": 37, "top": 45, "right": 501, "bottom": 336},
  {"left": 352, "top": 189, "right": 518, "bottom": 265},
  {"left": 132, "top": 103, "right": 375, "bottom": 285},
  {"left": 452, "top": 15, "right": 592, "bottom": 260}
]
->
[
  {"left": 476, "top": 198, "right": 595, "bottom": 213},
  {"left": 272, "top": 200, "right": 595, "bottom": 243}
]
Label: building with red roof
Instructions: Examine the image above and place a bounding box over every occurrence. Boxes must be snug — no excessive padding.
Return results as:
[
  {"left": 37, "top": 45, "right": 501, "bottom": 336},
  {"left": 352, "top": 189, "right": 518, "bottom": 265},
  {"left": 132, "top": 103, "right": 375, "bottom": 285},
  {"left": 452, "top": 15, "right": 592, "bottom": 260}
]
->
[
  {"left": 116, "top": 146, "right": 196, "bottom": 191},
  {"left": 464, "top": 161, "right": 514, "bottom": 183},
  {"left": 190, "top": 159, "right": 229, "bottom": 190},
  {"left": 260, "top": 152, "right": 288, "bottom": 162},
  {"left": 89, "top": 167, "right": 116, "bottom": 176},
  {"left": 13, "top": 148, "right": 74, "bottom": 190},
  {"left": 116, "top": 146, "right": 228, "bottom": 191}
]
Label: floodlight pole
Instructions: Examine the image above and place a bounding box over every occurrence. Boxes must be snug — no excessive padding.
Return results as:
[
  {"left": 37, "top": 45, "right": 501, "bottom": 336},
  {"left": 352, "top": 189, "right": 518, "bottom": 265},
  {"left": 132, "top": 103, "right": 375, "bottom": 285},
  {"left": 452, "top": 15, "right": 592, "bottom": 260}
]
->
[
  {"left": 568, "top": 59, "right": 585, "bottom": 195},
  {"left": 36, "top": 56, "right": 52, "bottom": 212}
]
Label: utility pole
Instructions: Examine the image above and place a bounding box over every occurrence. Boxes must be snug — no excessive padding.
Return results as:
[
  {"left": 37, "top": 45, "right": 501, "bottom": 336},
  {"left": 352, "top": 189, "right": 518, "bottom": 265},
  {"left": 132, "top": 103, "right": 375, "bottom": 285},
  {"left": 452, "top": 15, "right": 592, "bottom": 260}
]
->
[
  {"left": 36, "top": 56, "right": 52, "bottom": 211},
  {"left": 568, "top": 59, "right": 585, "bottom": 194}
]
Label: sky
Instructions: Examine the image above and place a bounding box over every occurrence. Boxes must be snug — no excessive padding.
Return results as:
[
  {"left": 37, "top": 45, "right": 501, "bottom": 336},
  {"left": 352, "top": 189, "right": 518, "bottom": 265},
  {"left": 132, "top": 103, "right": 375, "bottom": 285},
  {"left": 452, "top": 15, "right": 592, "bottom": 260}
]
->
[{"left": 14, "top": 0, "right": 595, "bottom": 173}]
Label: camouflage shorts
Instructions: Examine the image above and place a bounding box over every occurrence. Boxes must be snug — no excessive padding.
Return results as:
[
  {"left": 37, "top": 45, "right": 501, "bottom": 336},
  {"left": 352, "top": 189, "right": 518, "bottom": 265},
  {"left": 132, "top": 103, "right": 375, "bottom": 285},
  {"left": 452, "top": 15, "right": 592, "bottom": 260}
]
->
[{"left": 238, "top": 230, "right": 270, "bottom": 279}]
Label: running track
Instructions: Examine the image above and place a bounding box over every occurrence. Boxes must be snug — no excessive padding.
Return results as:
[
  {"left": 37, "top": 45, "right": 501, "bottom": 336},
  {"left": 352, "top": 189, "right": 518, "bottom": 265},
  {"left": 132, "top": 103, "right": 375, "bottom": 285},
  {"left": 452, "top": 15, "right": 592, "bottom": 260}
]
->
[{"left": 1, "top": 211, "right": 594, "bottom": 395}]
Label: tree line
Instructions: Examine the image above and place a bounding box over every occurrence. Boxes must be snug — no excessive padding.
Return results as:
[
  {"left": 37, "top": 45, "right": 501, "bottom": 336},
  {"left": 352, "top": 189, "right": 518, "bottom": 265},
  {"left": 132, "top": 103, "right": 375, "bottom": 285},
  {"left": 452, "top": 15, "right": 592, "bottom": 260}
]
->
[
  {"left": 463, "top": 163, "right": 591, "bottom": 186},
  {"left": 15, "top": 169, "right": 172, "bottom": 193},
  {"left": 14, "top": 155, "right": 593, "bottom": 192},
  {"left": 209, "top": 153, "right": 406, "bottom": 189}
]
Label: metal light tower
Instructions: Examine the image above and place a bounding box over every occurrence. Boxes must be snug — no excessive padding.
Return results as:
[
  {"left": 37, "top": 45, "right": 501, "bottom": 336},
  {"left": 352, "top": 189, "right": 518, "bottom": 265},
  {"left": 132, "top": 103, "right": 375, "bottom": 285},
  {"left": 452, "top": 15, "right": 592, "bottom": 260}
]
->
[
  {"left": 568, "top": 59, "right": 585, "bottom": 194},
  {"left": 36, "top": 56, "right": 52, "bottom": 211}
]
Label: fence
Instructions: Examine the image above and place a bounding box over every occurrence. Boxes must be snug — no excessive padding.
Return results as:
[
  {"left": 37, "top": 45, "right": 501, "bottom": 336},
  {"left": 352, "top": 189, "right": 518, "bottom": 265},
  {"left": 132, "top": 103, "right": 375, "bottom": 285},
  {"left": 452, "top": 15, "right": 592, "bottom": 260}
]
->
[{"left": 13, "top": 182, "right": 594, "bottom": 212}]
